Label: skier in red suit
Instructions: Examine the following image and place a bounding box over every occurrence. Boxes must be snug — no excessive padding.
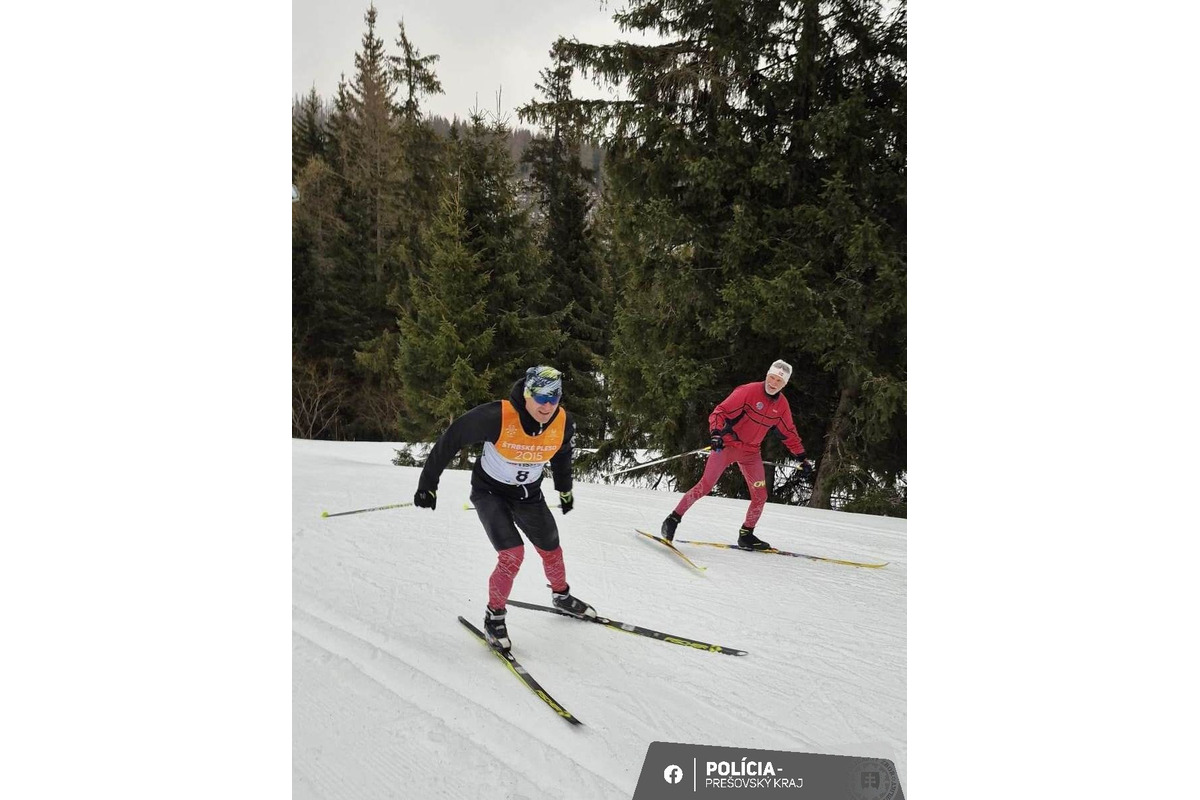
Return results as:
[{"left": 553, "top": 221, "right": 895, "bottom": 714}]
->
[{"left": 660, "top": 360, "right": 814, "bottom": 550}]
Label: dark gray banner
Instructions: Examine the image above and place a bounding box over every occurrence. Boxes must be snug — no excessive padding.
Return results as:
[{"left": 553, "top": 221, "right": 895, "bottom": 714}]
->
[{"left": 632, "top": 741, "right": 904, "bottom": 800}]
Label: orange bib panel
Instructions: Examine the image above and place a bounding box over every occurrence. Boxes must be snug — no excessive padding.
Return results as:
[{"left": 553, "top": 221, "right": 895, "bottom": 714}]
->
[{"left": 478, "top": 403, "right": 566, "bottom": 485}]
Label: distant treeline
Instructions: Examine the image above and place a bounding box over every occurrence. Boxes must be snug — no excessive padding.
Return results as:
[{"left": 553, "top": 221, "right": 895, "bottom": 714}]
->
[
  {"left": 293, "top": 1, "right": 907, "bottom": 516},
  {"left": 293, "top": 100, "right": 607, "bottom": 185}
]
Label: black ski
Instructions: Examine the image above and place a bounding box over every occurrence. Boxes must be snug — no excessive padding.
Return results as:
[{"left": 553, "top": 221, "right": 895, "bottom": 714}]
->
[
  {"left": 506, "top": 600, "right": 749, "bottom": 657},
  {"left": 457, "top": 616, "right": 583, "bottom": 726}
]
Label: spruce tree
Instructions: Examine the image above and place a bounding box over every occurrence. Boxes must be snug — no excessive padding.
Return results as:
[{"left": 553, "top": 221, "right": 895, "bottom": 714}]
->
[
  {"left": 293, "top": 83, "right": 355, "bottom": 439},
  {"left": 292, "top": 87, "right": 327, "bottom": 178},
  {"left": 393, "top": 184, "right": 498, "bottom": 435},
  {"left": 391, "top": 20, "right": 442, "bottom": 119},
  {"left": 453, "top": 112, "right": 566, "bottom": 374},
  {"left": 545, "top": 0, "right": 906, "bottom": 508},
  {"left": 305, "top": 73, "right": 379, "bottom": 370},
  {"left": 324, "top": 76, "right": 354, "bottom": 181},
  {"left": 354, "top": 17, "right": 448, "bottom": 438},
  {"left": 293, "top": 80, "right": 357, "bottom": 368},
  {"left": 344, "top": 3, "right": 402, "bottom": 291},
  {"left": 518, "top": 48, "right": 610, "bottom": 447},
  {"left": 333, "top": 4, "right": 408, "bottom": 438},
  {"left": 391, "top": 115, "right": 567, "bottom": 438},
  {"left": 389, "top": 18, "right": 445, "bottom": 294}
]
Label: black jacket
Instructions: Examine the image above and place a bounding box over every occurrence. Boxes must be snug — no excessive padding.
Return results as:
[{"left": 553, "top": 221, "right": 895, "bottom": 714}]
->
[{"left": 417, "top": 380, "right": 575, "bottom": 500}]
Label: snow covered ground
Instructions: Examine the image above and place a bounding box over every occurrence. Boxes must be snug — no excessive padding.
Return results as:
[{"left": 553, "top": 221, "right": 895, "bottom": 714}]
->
[{"left": 293, "top": 439, "right": 906, "bottom": 798}]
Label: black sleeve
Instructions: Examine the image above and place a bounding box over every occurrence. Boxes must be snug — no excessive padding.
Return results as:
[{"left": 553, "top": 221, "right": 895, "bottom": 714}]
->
[
  {"left": 548, "top": 412, "right": 575, "bottom": 494},
  {"left": 417, "top": 402, "right": 502, "bottom": 493}
]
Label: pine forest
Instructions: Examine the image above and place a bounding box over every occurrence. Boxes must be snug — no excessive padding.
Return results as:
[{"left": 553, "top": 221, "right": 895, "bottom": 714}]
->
[{"left": 293, "top": 1, "right": 906, "bottom": 515}]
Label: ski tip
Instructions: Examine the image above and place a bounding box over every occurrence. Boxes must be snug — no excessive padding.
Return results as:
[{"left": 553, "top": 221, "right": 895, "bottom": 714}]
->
[{"left": 636, "top": 530, "right": 708, "bottom": 571}]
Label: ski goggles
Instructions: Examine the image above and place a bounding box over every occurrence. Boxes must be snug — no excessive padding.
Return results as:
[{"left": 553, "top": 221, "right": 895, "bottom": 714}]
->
[{"left": 530, "top": 391, "right": 561, "bottom": 405}]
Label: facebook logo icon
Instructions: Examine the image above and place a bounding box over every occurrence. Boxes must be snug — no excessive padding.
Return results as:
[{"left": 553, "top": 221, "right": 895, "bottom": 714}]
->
[{"left": 663, "top": 765, "right": 684, "bottom": 784}]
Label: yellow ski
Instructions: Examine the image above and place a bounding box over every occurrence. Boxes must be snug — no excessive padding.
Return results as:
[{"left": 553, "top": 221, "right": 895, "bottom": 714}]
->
[
  {"left": 635, "top": 530, "right": 708, "bottom": 571},
  {"left": 457, "top": 616, "right": 582, "bottom": 726},
  {"left": 675, "top": 540, "right": 888, "bottom": 569}
]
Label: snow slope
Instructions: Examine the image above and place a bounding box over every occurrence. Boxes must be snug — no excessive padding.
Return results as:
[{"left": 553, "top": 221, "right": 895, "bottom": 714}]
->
[{"left": 293, "top": 439, "right": 906, "bottom": 798}]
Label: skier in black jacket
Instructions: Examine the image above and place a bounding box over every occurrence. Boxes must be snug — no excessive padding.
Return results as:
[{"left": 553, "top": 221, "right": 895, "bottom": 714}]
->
[{"left": 414, "top": 365, "right": 595, "bottom": 651}]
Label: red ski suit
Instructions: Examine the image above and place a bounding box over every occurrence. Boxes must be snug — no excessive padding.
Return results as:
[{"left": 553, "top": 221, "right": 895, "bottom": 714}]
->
[{"left": 673, "top": 381, "right": 805, "bottom": 528}]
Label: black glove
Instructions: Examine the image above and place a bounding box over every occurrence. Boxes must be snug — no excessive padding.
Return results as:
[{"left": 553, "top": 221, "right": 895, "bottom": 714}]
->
[
  {"left": 708, "top": 432, "right": 724, "bottom": 451},
  {"left": 797, "top": 458, "right": 815, "bottom": 481},
  {"left": 559, "top": 491, "right": 574, "bottom": 515},
  {"left": 414, "top": 488, "right": 437, "bottom": 510}
]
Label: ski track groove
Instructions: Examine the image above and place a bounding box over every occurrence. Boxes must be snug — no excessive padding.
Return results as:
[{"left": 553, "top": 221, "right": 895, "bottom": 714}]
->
[
  {"left": 294, "top": 635, "right": 550, "bottom": 800},
  {"left": 293, "top": 638, "right": 422, "bottom": 800},
  {"left": 293, "top": 599, "right": 630, "bottom": 799}
]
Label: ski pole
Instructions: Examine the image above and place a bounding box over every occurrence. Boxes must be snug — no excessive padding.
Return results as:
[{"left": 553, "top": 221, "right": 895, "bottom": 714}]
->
[
  {"left": 321, "top": 502, "right": 414, "bottom": 518},
  {"left": 462, "top": 503, "right": 570, "bottom": 512},
  {"left": 764, "top": 460, "right": 807, "bottom": 471},
  {"left": 766, "top": 461, "right": 884, "bottom": 487},
  {"left": 764, "top": 460, "right": 817, "bottom": 479},
  {"left": 761, "top": 461, "right": 815, "bottom": 506},
  {"left": 599, "top": 447, "right": 711, "bottom": 478}
]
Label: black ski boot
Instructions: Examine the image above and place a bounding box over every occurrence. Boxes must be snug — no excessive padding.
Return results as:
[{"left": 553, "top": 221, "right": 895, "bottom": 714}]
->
[
  {"left": 551, "top": 585, "right": 597, "bottom": 619},
  {"left": 737, "top": 526, "right": 772, "bottom": 551},
  {"left": 483, "top": 606, "right": 511, "bottom": 651},
  {"left": 661, "top": 512, "right": 682, "bottom": 542}
]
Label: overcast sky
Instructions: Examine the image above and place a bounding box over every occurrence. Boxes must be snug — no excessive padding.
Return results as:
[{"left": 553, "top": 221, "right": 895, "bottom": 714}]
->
[{"left": 293, "top": 0, "right": 655, "bottom": 124}]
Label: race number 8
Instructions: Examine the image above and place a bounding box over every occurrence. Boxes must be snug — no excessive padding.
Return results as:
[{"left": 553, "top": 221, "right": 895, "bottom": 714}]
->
[{"left": 516, "top": 470, "right": 529, "bottom": 483}]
